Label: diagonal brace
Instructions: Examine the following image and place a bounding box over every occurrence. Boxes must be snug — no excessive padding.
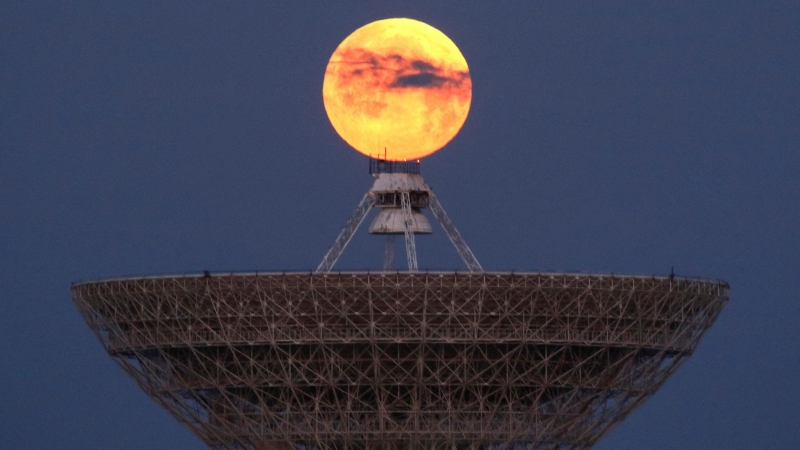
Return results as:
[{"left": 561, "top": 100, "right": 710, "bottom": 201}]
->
[
  {"left": 316, "top": 193, "right": 374, "bottom": 273},
  {"left": 428, "top": 192, "right": 483, "bottom": 272}
]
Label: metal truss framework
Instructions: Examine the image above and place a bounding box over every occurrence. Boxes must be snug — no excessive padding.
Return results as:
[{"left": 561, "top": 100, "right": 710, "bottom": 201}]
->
[
  {"left": 316, "top": 172, "right": 482, "bottom": 273},
  {"left": 73, "top": 272, "right": 728, "bottom": 450}
]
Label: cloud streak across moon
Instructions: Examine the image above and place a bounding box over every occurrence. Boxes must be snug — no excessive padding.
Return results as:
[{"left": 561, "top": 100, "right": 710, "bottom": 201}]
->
[
  {"left": 333, "top": 49, "right": 469, "bottom": 91},
  {"left": 323, "top": 18, "right": 472, "bottom": 161}
]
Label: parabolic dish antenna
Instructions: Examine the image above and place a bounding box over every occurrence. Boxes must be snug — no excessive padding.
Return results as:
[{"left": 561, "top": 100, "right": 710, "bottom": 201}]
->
[{"left": 73, "top": 18, "right": 728, "bottom": 450}]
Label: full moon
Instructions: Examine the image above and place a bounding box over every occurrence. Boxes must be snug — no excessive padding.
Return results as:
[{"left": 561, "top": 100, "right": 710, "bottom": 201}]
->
[{"left": 323, "top": 18, "right": 471, "bottom": 161}]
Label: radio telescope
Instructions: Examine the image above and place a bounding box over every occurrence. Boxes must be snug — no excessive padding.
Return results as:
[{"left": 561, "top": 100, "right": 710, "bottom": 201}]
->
[{"left": 72, "top": 18, "right": 728, "bottom": 450}]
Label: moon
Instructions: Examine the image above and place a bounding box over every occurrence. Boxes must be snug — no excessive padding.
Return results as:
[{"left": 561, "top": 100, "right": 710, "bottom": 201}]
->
[{"left": 323, "top": 18, "right": 471, "bottom": 161}]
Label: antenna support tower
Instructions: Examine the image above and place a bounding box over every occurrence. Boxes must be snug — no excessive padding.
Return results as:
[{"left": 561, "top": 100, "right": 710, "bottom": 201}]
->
[
  {"left": 317, "top": 158, "right": 481, "bottom": 272},
  {"left": 72, "top": 158, "right": 729, "bottom": 450}
]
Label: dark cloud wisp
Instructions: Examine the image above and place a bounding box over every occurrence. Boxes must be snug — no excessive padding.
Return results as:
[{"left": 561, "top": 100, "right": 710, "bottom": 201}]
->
[
  {"left": 391, "top": 73, "right": 450, "bottom": 88},
  {"left": 332, "top": 49, "right": 470, "bottom": 91}
]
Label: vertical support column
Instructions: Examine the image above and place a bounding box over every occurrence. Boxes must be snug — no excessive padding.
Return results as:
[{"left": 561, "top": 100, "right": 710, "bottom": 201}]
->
[
  {"left": 400, "top": 191, "right": 418, "bottom": 271},
  {"left": 383, "top": 235, "right": 395, "bottom": 270}
]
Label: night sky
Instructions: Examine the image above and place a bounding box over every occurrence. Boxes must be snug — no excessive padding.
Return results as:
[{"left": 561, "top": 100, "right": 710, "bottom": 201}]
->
[{"left": 2, "top": 2, "right": 799, "bottom": 449}]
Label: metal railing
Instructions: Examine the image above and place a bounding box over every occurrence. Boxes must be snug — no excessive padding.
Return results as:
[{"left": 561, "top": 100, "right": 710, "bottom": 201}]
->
[{"left": 369, "top": 158, "right": 421, "bottom": 175}]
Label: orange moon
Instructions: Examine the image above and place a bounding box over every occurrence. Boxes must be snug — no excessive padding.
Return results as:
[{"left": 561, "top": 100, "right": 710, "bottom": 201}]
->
[{"left": 323, "top": 18, "right": 471, "bottom": 161}]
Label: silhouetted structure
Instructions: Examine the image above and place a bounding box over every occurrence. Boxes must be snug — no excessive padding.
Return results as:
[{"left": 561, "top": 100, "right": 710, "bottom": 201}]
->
[{"left": 73, "top": 162, "right": 728, "bottom": 449}]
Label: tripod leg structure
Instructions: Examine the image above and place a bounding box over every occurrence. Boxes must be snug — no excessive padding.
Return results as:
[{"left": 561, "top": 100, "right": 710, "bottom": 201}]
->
[
  {"left": 316, "top": 171, "right": 481, "bottom": 273},
  {"left": 428, "top": 192, "right": 483, "bottom": 272},
  {"left": 316, "top": 193, "right": 374, "bottom": 273}
]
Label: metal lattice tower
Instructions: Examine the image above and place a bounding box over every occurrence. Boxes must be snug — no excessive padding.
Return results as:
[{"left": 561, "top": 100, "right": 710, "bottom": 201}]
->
[
  {"left": 317, "top": 158, "right": 481, "bottom": 273},
  {"left": 72, "top": 158, "right": 729, "bottom": 449}
]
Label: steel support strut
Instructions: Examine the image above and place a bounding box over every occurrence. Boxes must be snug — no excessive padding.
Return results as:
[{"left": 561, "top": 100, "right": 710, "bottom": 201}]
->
[
  {"left": 400, "top": 191, "right": 418, "bottom": 271},
  {"left": 316, "top": 193, "right": 374, "bottom": 273},
  {"left": 428, "top": 192, "right": 483, "bottom": 272},
  {"left": 383, "top": 235, "right": 395, "bottom": 270}
]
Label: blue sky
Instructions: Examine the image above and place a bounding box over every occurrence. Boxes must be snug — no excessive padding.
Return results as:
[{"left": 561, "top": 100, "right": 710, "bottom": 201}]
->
[{"left": 1, "top": 2, "right": 798, "bottom": 448}]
